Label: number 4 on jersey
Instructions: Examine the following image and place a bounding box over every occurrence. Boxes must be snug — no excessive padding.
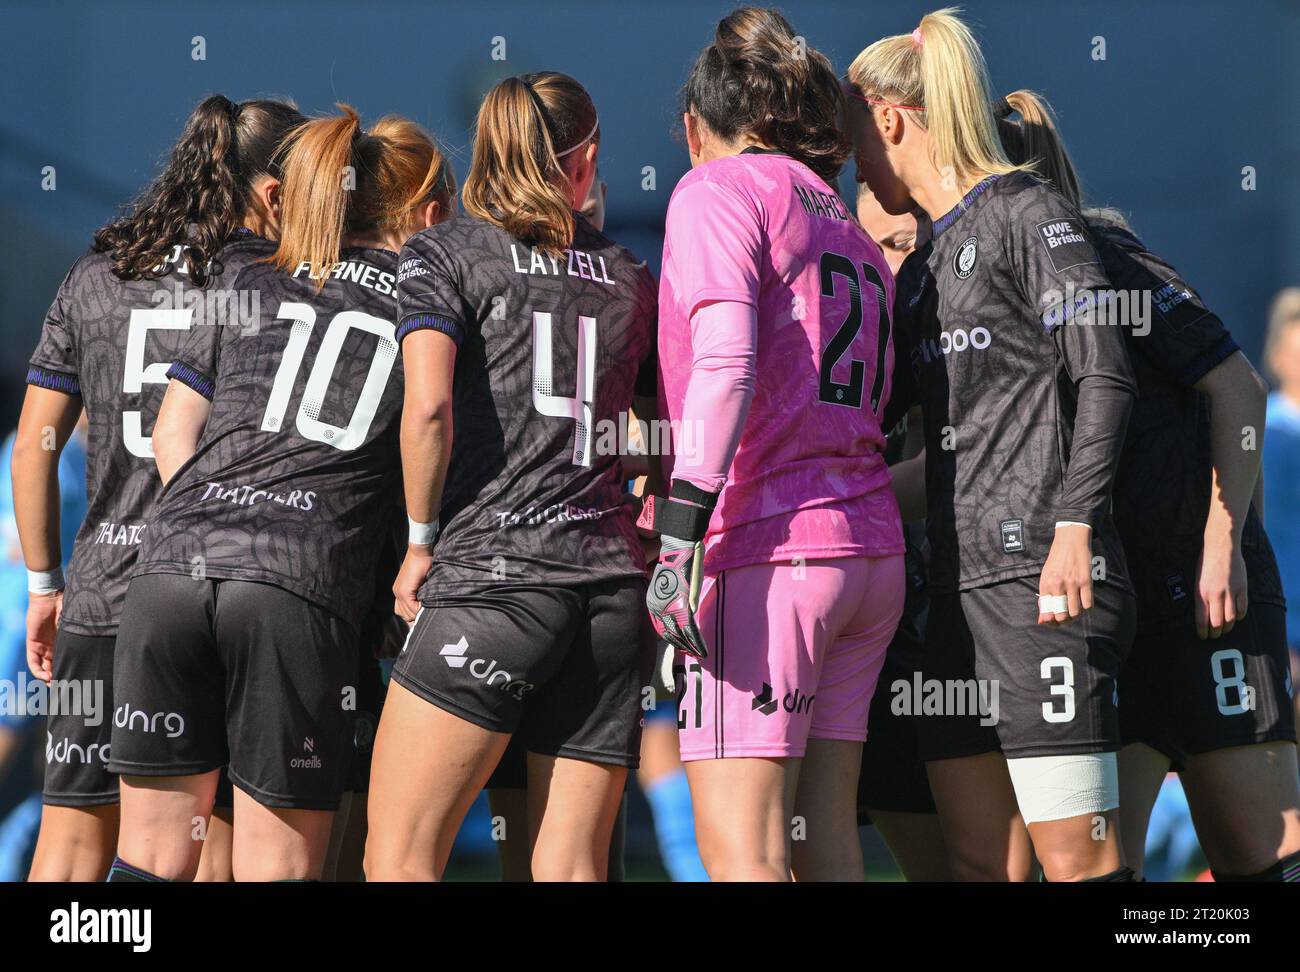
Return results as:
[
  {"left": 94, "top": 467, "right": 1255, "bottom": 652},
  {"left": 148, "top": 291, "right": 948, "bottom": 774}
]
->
[{"left": 532, "top": 310, "right": 597, "bottom": 466}]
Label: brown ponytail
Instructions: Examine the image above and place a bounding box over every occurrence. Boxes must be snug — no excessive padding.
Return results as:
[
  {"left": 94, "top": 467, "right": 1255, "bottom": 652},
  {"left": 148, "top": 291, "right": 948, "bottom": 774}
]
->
[
  {"left": 269, "top": 104, "right": 453, "bottom": 284},
  {"left": 683, "top": 7, "right": 848, "bottom": 183},
  {"left": 997, "top": 89, "right": 1131, "bottom": 230},
  {"left": 92, "top": 94, "right": 304, "bottom": 286},
  {"left": 997, "top": 90, "right": 1082, "bottom": 209},
  {"left": 461, "top": 72, "right": 598, "bottom": 256}
]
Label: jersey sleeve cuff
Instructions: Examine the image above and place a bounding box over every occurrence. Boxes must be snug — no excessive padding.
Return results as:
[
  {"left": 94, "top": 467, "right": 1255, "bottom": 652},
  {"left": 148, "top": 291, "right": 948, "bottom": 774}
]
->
[
  {"left": 397, "top": 313, "right": 464, "bottom": 347},
  {"left": 26, "top": 364, "right": 80, "bottom": 396},
  {"left": 166, "top": 361, "right": 216, "bottom": 400},
  {"left": 1179, "top": 331, "right": 1238, "bottom": 388}
]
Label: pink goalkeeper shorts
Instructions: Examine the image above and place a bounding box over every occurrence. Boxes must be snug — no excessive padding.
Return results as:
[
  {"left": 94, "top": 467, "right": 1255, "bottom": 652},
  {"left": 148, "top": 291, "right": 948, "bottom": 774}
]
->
[{"left": 675, "top": 555, "right": 905, "bottom": 761}]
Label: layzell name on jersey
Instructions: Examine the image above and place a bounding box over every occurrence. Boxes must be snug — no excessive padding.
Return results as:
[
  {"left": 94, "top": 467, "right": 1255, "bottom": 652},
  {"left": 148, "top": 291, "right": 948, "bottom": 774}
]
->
[
  {"left": 396, "top": 213, "right": 657, "bottom": 599},
  {"left": 27, "top": 232, "right": 275, "bottom": 635},
  {"left": 133, "top": 248, "right": 405, "bottom": 631},
  {"left": 891, "top": 172, "right": 1134, "bottom": 594},
  {"left": 1095, "top": 220, "right": 1286, "bottom": 631}
]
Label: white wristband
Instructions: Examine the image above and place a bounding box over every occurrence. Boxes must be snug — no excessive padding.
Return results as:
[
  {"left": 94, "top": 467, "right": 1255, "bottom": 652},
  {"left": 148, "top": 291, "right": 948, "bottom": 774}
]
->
[
  {"left": 408, "top": 517, "right": 439, "bottom": 546},
  {"left": 1038, "top": 593, "right": 1069, "bottom": 614},
  {"left": 28, "top": 567, "right": 64, "bottom": 595},
  {"left": 1054, "top": 521, "right": 1091, "bottom": 530}
]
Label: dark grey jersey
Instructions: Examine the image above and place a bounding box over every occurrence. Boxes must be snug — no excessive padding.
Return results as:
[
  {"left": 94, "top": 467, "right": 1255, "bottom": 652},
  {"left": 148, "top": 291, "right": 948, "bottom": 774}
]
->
[
  {"left": 26, "top": 232, "right": 275, "bottom": 635},
  {"left": 396, "top": 213, "right": 657, "bottom": 598},
  {"left": 134, "top": 247, "right": 404, "bottom": 630},
  {"left": 891, "top": 173, "right": 1136, "bottom": 593},
  {"left": 1096, "top": 221, "right": 1286, "bottom": 631}
]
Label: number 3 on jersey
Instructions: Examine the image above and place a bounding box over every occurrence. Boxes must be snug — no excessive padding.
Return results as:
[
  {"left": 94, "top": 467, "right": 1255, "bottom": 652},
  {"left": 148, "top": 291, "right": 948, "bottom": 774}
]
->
[
  {"left": 262, "top": 301, "right": 398, "bottom": 451},
  {"left": 818, "top": 251, "right": 891, "bottom": 413}
]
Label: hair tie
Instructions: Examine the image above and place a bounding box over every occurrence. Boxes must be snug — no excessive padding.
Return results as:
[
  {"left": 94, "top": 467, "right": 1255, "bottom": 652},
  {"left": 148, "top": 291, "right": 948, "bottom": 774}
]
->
[
  {"left": 911, "top": 26, "right": 924, "bottom": 45},
  {"left": 556, "top": 117, "right": 600, "bottom": 158},
  {"left": 993, "top": 97, "right": 1014, "bottom": 120}
]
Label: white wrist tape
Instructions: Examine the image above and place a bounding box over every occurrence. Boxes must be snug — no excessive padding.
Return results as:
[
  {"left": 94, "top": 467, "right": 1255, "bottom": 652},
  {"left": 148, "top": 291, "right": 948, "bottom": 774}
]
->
[
  {"left": 1038, "top": 594, "right": 1069, "bottom": 614},
  {"left": 1054, "top": 520, "right": 1091, "bottom": 530},
  {"left": 1005, "top": 752, "right": 1119, "bottom": 823},
  {"left": 28, "top": 567, "right": 65, "bottom": 594},
  {"left": 408, "top": 517, "right": 439, "bottom": 546}
]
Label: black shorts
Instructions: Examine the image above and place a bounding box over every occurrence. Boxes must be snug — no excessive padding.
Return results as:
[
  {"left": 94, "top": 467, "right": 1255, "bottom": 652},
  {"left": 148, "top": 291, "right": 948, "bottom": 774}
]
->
[
  {"left": 43, "top": 630, "right": 117, "bottom": 807},
  {"left": 858, "top": 592, "right": 935, "bottom": 820},
  {"left": 1121, "top": 603, "right": 1296, "bottom": 769},
  {"left": 919, "top": 575, "right": 1135, "bottom": 761},
  {"left": 108, "top": 573, "right": 359, "bottom": 811},
  {"left": 392, "top": 578, "right": 654, "bottom": 769}
]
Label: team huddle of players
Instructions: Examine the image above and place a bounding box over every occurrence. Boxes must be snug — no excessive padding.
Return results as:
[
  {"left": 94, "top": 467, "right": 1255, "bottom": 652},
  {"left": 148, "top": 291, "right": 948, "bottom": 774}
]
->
[{"left": 12, "top": 6, "right": 1300, "bottom": 883}]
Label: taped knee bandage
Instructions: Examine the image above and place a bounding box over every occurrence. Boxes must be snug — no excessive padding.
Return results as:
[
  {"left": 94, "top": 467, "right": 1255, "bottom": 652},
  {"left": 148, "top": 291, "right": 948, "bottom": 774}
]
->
[{"left": 1005, "top": 752, "right": 1118, "bottom": 823}]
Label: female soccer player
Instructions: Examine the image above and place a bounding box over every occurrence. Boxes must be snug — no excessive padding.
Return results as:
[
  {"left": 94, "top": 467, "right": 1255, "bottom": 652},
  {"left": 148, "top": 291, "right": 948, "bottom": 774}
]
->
[
  {"left": 105, "top": 106, "right": 452, "bottom": 882},
  {"left": 852, "top": 185, "right": 961, "bottom": 882},
  {"left": 13, "top": 94, "right": 304, "bottom": 881},
  {"left": 846, "top": 9, "right": 1137, "bottom": 882},
  {"left": 365, "top": 72, "right": 658, "bottom": 882},
  {"left": 995, "top": 90, "right": 1300, "bottom": 882},
  {"left": 644, "top": 8, "right": 905, "bottom": 882}
]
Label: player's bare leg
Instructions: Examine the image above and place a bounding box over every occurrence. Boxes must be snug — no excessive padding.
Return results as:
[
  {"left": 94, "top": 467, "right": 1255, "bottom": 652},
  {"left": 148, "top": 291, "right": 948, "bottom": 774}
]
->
[
  {"left": 230, "top": 789, "right": 334, "bottom": 881},
  {"left": 1179, "top": 741, "right": 1300, "bottom": 876},
  {"left": 1026, "top": 810, "right": 1124, "bottom": 882},
  {"left": 868, "top": 810, "right": 953, "bottom": 881},
  {"left": 1116, "top": 742, "right": 1171, "bottom": 877},
  {"left": 791, "top": 739, "right": 865, "bottom": 881},
  {"left": 28, "top": 805, "right": 119, "bottom": 881},
  {"left": 525, "top": 753, "right": 625, "bottom": 882},
  {"left": 194, "top": 806, "right": 233, "bottom": 882},
  {"left": 927, "top": 754, "right": 1034, "bottom": 881},
  {"left": 686, "top": 756, "right": 799, "bottom": 881},
  {"left": 115, "top": 771, "right": 219, "bottom": 881},
  {"left": 364, "top": 681, "right": 509, "bottom": 881},
  {"left": 488, "top": 788, "right": 532, "bottom": 881}
]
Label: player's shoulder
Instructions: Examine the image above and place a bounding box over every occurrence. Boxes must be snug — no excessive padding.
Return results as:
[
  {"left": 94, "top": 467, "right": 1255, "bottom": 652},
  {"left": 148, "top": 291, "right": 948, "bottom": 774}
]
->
[
  {"left": 667, "top": 153, "right": 768, "bottom": 210},
  {"left": 60, "top": 245, "right": 117, "bottom": 294},
  {"left": 209, "top": 232, "right": 278, "bottom": 289},
  {"left": 405, "top": 212, "right": 503, "bottom": 258},
  {"left": 1085, "top": 215, "right": 1175, "bottom": 287},
  {"left": 572, "top": 216, "right": 654, "bottom": 289},
  {"left": 990, "top": 170, "right": 1087, "bottom": 231}
]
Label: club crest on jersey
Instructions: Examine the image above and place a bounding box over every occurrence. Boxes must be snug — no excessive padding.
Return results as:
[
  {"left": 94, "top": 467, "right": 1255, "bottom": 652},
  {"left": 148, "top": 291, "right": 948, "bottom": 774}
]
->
[{"left": 953, "top": 237, "right": 978, "bottom": 279}]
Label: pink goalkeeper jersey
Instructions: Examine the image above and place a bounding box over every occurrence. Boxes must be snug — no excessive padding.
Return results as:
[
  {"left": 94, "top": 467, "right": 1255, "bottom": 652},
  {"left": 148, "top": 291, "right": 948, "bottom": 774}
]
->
[{"left": 658, "top": 149, "right": 904, "bottom": 574}]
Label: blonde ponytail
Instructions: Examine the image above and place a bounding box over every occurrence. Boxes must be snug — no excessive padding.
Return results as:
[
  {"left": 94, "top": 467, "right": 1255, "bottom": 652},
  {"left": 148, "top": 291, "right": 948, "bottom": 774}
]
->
[{"left": 848, "top": 7, "right": 1025, "bottom": 188}]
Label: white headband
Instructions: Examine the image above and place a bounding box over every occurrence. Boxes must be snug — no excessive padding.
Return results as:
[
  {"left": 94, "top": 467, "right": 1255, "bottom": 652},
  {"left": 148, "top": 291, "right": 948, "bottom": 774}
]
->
[{"left": 555, "top": 118, "right": 600, "bottom": 158}]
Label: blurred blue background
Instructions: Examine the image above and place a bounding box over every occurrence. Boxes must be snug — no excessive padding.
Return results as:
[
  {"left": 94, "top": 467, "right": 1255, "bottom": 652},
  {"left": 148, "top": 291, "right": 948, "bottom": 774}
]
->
[{"left": 1, "top": 0, "right": 1296, "bottom": 879}]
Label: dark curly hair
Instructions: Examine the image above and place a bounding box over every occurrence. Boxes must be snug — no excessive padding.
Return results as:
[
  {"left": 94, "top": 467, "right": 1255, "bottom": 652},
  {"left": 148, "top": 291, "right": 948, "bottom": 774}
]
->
[
  {"left": 92, "top": 95, "right": 304, "bottom": 286},
  {"left": 682, "top": 7, "right": 849, "bottom": 183}
]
